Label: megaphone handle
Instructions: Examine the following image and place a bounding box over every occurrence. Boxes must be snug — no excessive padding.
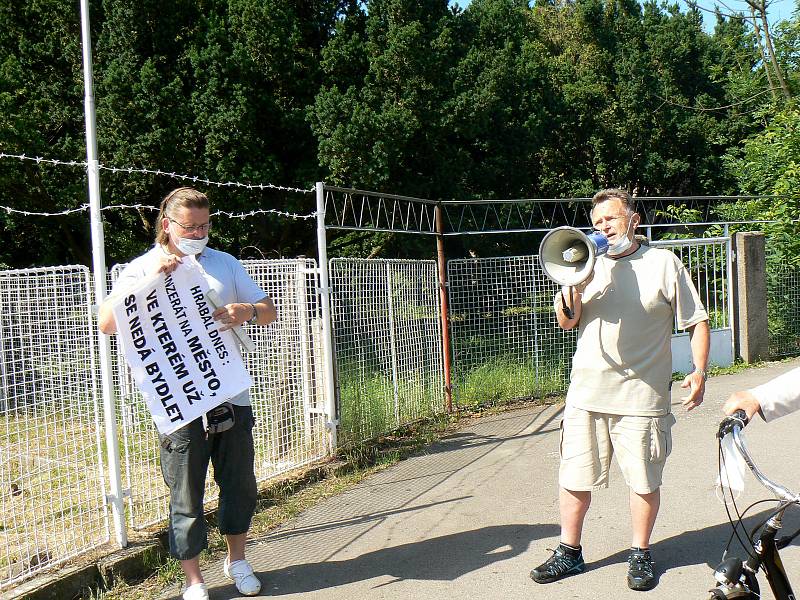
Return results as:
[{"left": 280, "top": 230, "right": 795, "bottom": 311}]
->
[{"left": 560, "top": 287, "right": 575, "bottom": 320}]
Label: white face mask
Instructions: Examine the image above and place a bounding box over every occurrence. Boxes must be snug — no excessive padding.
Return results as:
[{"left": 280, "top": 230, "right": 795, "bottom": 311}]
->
[
  {"left": 174, "top": 235, "right": 208, "bottom": 255},
  {"left": 606, "top": 216, "right": 636, "bottom": 256}
]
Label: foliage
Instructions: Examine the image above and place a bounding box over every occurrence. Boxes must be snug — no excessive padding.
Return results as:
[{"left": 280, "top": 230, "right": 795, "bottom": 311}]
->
[
  {"left": 1, "top": 0, "right": 799, "bottom": 266},
  {"left": 1, "top": 0, "right": 339, "bottom": 266},
  {"left": 723, "top": 106, "right": 800, "bottom": 266}
]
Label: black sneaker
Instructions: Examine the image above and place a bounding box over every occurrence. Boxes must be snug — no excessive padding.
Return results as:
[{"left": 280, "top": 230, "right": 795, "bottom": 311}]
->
[
  {"left": 530, "top": 545, "right": 586, "bottom": 584},
  {"left": 627, "top": 549, "right": 656, "bottom": 591}
]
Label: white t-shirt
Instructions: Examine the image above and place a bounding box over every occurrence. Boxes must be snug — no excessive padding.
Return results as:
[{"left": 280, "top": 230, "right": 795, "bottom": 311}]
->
[
  {"left": 566, "top": 244, "right": 708, "bottom": 416},
  {"left": 112, "top": 245, "right": 268, "bottom": 406},
  {"left": 749, "top": 367, "right": 800, "bottom": 422}
]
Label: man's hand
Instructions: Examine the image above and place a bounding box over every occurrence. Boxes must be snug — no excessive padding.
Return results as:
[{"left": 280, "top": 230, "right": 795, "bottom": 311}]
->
[
  {"left": 155, "top": 254, "right": 182, "bottom": 275},
  {"left": 213, "top": 303, "right": 253, "bottom": 332},
  {"left": 680, "top": 370, "right": 706, "bottom": 411},
  {"left": 723, "top": 391, "right": 761, "bottom": 421}
]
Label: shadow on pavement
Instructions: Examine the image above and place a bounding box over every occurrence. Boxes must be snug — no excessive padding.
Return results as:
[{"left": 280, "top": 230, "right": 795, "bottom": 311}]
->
[
  {"left": 182, "top": 523, "right": 559, "bottom": 598},
  {"left": 264, "top": 523, "right": 558, "bottom": 596},
  {"left": 589, "top": 505, "right": 800, "bottom": 583}
]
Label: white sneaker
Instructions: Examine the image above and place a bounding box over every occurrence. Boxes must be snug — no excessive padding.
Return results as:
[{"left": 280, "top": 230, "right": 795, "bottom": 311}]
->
[
  {"left": 224, "top": 557, "right": 262, "bottom": 596},
  {"left": 182, "top": 582, "right": 209, "bottom": 600}
]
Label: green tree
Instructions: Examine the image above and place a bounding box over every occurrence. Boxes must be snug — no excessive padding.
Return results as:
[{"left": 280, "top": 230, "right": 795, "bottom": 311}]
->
[
  {"left": 531, "top": 0, "right": 750, "bottom": 197},
  {"left": 724, "top": 106, "right": 800, "bottom": 264},
  {"left": 311, "top": 0, "right": 460, "bottom": 197},
  {"left": 2, "top": 0, "right": 796, "bottom": 267},
  {"left": 309, "top": 0, "right": 462, "bottom": 257},
  {"left": 95, "top": 0, "right": 337, "bottom": 263},
  {"left": 0, "top": 1, "right": 91, "bottom": 266},
  {"left": 444, "top": 0, "right": 550, "bottom": 199},
  {"left": 0, "top": 1, "right": 344, "bottom": 268}
]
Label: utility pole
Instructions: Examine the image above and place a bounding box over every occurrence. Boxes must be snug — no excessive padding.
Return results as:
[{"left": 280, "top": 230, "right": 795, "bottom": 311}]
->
[{"left": 80, "top": 0, "right": 127, "bottom": 548}]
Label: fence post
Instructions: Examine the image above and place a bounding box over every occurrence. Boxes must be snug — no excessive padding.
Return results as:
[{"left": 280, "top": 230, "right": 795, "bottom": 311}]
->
[
  {"left": 435, "top": 205, "right": 453, "bottom": 413},
  {"left": 531, "top": 256, "right": 542, "bottom": 394},
  {"left": 0, "top": 302, "right": 7, "bottom": 413},
  {"left": 385, "top": 262, "right": 401, "bottom": 425},
  {"left": 315, "top": 182, "right": 338, "bottom": 452},
  {"left": 296, "top": 261, "right": 313, "bottom": 445},
  {"left": 733, "top": 231, "right": 769, "bottom": 363},
  {"left": 80, "top": 0, "right": 127, "bottom": 547},
  {"left": 724, "top": 224, "right": 736, "bottom": 362}
]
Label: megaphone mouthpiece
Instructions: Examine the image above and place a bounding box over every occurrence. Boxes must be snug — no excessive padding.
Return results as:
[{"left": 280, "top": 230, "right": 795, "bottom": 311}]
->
[{"left": 562, "top": 245, "right": 589, "bottom": 263}]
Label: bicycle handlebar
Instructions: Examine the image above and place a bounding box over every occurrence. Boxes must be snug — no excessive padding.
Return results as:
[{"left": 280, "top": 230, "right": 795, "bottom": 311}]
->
[{"left": 718, "top": 410, "right": 800, "bottom": 504}]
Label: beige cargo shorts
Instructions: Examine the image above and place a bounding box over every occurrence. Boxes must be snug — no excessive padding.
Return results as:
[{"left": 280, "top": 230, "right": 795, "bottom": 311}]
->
[{"left": 558, "top": 404, "right": 677, "bottom": 495}]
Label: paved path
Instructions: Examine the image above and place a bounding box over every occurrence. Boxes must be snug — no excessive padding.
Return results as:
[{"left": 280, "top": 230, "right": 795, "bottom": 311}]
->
[{"left": 161, "top": 359, "right": 800, "bottom": 600}]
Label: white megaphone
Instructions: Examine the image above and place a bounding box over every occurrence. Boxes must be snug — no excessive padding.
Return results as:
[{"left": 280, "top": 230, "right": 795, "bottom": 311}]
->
[{"left": 538, "top": 226, "right": 610, "bottom": 287}]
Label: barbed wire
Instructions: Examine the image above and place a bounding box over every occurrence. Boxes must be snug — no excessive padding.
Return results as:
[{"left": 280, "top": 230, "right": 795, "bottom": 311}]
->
[
  {"left": 0, "top": 150, "right": 318, "bottom": 219},
  {"left": 0, "top": 202, "right": 316, "bottom": 220},
  {"left": 0, "top": 152, "right": 87, "bottom": 168},
  {"left": 1, "top": 205, "right": 90, "bottom": 217},
  {"left": 0, "top": 151, "right": 315, "bottom": 194},
  {"left": 213, "top": 208, "right": 316, "bottom": 220},
  {"left": 97, "top": 165, "right": 315, "bottom": 194},
  {"left": 98, "top": 204, "right": 317, "bottom": 220}
]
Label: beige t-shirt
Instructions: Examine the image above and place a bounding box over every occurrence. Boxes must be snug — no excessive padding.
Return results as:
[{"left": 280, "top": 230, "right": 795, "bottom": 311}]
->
[{"left": 566, "top": 244, "right": 708, "bottom": 416}]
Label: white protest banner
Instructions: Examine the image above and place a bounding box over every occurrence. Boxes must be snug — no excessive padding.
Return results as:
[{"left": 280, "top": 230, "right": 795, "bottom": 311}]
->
[{"left": 111, "top": 258, "right": 253, "bottom": 434}]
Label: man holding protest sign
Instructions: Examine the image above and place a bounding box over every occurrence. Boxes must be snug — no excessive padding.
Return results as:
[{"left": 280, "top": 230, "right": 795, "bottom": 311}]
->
[{"left": 99, "top": 187, "right": 276, "bottom": 600}]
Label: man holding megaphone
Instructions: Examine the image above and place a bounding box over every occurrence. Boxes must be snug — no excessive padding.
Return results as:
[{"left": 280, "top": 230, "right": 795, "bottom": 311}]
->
[{"left": 530, "top": 188, "right": 710, "bottom": 591}]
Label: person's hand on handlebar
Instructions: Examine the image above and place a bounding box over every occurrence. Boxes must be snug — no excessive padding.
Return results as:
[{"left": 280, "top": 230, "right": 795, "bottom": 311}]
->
[{"left": 723, "top": 390, "right": 762, "bottom": 422}]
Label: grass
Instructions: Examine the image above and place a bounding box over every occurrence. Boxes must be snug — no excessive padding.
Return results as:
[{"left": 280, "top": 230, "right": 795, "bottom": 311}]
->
[
  {"left": 336, "top": 351, "right": 569, "bottom": 445},
  {"left": 454, "top": 355, "right": 568, "bottom": 408},
  {"left": 337, "top": 361, "right": 445, "bottom": 446},
  {"left": 1, "top": 410, "right": 108, "bottom": 580}
]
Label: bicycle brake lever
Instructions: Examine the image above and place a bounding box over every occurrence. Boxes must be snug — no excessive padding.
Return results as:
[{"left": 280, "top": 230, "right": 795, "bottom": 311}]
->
[{"left": 717, "top": 410, "right": 749, "bottom": 439}]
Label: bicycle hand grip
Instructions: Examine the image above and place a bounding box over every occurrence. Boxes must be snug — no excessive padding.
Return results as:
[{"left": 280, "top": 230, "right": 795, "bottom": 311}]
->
[{"left": 717, "top": 410, "right": 749, "bottom": 439}]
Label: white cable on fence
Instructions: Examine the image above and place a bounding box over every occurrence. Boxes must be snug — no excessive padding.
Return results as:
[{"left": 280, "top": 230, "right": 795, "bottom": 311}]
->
[
  {"left": 98, "top": 204, "right": 319, "bottom": 221},
  {"left": 0, "top": 152, "right": 317, "bottom": 219},
  {"left": 0, "top": 202, "right": 317, "bottom": 220},
  {"left": 0, "top": 151, "right": 315, "bottom": 196},
  {"left": 1, "top": 205, "right": 90, "bottom": 216},
  {"left": 97, "top": 165, "right": 315, "bottom": 194}
]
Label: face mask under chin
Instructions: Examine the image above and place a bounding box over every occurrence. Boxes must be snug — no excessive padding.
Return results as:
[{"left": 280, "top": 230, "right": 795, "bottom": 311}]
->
[{"left": 606, "top": 217, "right": 636, "bottom": 256}]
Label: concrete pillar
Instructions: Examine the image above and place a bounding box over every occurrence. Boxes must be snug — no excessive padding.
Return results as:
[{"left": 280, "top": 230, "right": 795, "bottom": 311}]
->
[{"left": 733, "top": 232, "right": 769, "bottom": 363}]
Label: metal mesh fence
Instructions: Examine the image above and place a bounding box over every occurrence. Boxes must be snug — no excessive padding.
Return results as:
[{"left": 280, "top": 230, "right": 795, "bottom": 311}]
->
[
  {"left": 767, "top": 266, "right": 800, "bottom": 358},
  {"left": 446, "top": 239, "right": 731, "bottom": 408},
  {"left": 329, "top": 259, "right": 444, "bottom": 444},
  {"left": 111, "top": 259, "right": 328, "bottom": 530},
  {"left": 242, "top": 260, "right": 328, "bottom": 479},
  {"left": 760, "top": 232, "right": 800, "bottom": 359},
  {"left": 447, "top": 256, "right": 575, "bottom": 408},
  {"left": 0, "top": 266, "right": 109, "bottom": 589},
  {"left": 650, "top": 238, "right": 731, "bottom": 332},
  {"left": 0, "top": 231, "right": 752, "bottom": 590}
]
